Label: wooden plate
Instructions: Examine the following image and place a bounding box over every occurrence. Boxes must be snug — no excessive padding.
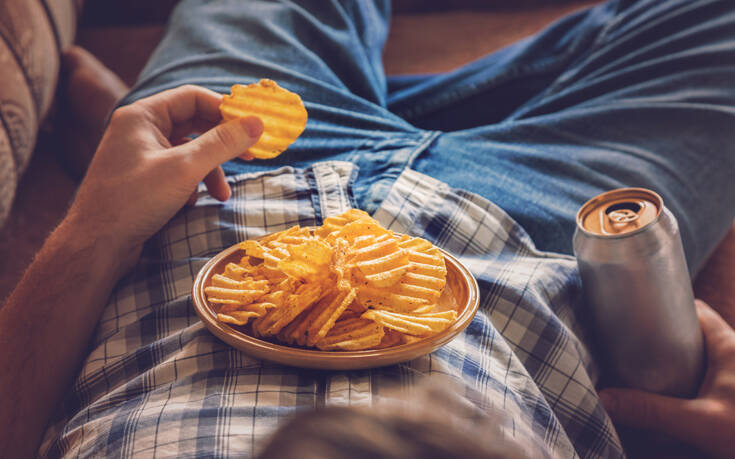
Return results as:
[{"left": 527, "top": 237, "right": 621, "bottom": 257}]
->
[{"left": 192, "top": 241, "right": 479, "bottom": 370}]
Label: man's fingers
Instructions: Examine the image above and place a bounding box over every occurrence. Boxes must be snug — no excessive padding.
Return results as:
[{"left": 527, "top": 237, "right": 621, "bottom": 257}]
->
[
  {"left": 695, "top": 300, "right": 732, "bottom": 339},
  {"left": 203, "top": 166, "right": 231, "bottom": 202},
  {"left": 186, "top": 189, "right": 198, "bottom": 207},
  {"left": 599, "top": 388, "right": 699, "bottom": 442},
  {"left": 695, "top": 299, "right": 735, "bottom": 363},
  {"left": 135, "top": 85, "right": 224, "bottom": 137},
  {"left": 174, "top": 136, "right": 232, "bottom": 202},
  {"left": 175, "top": 116, "right": 263, "bottom": 171},
  {"left": 171, "top": 118, "right": 219, "bottom": 143}
]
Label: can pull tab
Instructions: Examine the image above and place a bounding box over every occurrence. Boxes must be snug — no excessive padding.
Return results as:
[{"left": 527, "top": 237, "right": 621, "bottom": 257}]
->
[
  {"left": 600, "top": 202, "right": 645, "bottom": 235},
  {"left": 608, "top": 208, "right": 640, "bottom": 224}
]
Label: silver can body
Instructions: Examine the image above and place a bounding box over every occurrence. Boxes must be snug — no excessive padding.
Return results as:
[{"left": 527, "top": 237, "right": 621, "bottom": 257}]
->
[{"left": 574, "top": 206, "right": 704, "bottom": 397}]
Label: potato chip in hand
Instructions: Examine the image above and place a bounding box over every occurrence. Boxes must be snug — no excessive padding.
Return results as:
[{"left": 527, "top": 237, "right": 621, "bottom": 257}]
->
[{"left": 220, "top": 79, "right": 307, "bottom": 159}]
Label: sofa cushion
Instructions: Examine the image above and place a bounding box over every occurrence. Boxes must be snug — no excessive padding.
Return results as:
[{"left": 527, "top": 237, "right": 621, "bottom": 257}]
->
[{"left": 0, "top": 0, "right": 77, "bottom": 226}]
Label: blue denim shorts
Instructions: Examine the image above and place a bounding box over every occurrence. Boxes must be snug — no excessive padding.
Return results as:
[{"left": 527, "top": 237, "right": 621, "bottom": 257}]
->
[{"left": 120, "top": 0, "right": 735, "bottom": 275}]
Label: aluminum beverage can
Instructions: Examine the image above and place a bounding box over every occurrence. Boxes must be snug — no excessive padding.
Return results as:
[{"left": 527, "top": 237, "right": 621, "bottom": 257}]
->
[{"left": 573, "top": 188, "right": 704, "bottom": 396}]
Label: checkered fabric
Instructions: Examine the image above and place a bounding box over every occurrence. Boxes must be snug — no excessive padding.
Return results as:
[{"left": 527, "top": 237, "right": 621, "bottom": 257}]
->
[{"left": 39, "top": 161, "right": 623, "bottom": 458}]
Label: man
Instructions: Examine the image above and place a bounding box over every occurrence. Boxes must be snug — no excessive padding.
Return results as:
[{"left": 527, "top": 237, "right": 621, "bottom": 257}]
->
[{"left": 2, "top": 0, "right": 735, "bottom": 457}]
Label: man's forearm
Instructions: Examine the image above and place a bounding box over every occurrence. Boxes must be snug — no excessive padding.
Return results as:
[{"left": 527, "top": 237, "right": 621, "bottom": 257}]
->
[{"left": 0, "top": 216, "right": 129, "bottom": 458}]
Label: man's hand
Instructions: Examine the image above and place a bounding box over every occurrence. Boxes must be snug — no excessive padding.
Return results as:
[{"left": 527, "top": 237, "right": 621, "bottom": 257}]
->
[
  {"left": 599, "top": 300, "right": 735, "bottom": 458},
  {"left": 67, "top": 84, "right": 263, "bottom": 268},
  {"left": 0, "top": 85, "right": 262, "bottom": 458}
]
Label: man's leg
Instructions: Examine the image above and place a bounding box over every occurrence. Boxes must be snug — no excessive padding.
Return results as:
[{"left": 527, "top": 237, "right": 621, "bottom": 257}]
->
[{"left": 406, "top": 0, "right": 735, "bottom": 275}]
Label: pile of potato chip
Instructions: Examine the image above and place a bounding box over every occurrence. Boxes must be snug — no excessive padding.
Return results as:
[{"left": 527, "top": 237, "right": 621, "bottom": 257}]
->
[{"left": 204, "top": 209, "right": 457, "bottom": 351}]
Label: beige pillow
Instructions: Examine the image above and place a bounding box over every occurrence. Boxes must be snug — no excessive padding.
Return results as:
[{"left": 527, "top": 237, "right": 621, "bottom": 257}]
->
[{"left": 0, "top": 0, "right": 77, "bottom": 227}]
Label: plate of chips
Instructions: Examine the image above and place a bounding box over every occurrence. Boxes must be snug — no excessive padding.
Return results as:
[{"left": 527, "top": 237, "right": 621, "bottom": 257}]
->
[{"left": 192, "top": 210, "right": 479, "bottom": 370}]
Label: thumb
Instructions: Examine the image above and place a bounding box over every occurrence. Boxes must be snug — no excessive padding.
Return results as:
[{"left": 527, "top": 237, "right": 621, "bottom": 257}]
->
[
  {"left": 175, "top": 116, "right": 263, "bottom": 170},
  {"left": 599, "top": 388, "right": 699, "bottom": 441}
]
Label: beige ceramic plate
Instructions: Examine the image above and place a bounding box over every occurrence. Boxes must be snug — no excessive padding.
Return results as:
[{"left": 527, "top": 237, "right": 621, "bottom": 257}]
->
[{"left": 192, "top": 240, "right": 480, "bottom": 370}]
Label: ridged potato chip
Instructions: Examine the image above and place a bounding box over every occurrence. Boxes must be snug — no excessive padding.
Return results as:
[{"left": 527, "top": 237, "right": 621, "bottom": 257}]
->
[
  {"left": 373, "top": 329, "right": 403, "bottom": 349},
  {"left": 400, "top": 235, "right": 447, "bottom": 304},
  {"left": 361, "top": 310, "right": 458, "bottom": 336},
  {"left": 217, "top": 300, "right": 277, "bottom": 325},
  {"left": 204, "top": 282, "right": 269, "bottom": 305},
  {"left": 217, "top": 311, "right": 262, "bottom": 326},
  {"left": 355, "top": 286, "right": 430, "bottom": 313},
  {"left": 220, "top": 79, "right": 307, "bottom": 159},
  {"left": 259, "top": 225, "right": 311, "bottom": 245},
  {"left": 335, "top": 218, "right": 390, "bottom": 243},
  {"left": 277, "top": 239, "right": 332, "bottom": 282},
  {"left": 330, "top": 237, "right": 351, "bottom": 292},
  {"left": 350, "top": 234, "right": 446, "bottom": 313},
  {"left": 252, "top": 282, "right": 322, "bottom": 337},
  {"left": 315, "top": 209, "right": 373, "bottom": 238},
  {"left": 400, "top": 334, "right": 424, "bottom": 345},
  {"left": 305, "top": 288, "right": 357, "bottom": 346},
  {"left": 223, "top": 262, "right": 257, "bottom": 280},
  {"left": 210, "top": 275, "right": 268, "bottom": 291},
  {"left": 279, "top": 287, "right": 357, "bottom": 347},
  {"left": 350, "top": 237, "right": 408, "bottom": 288},
  {"left": 315, "top": 318, "right": 385, "bottom": 351}
]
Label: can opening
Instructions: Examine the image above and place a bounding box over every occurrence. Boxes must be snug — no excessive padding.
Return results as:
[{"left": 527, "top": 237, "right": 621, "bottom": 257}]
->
[
  {"left": 605, "top": 202, "right": 641, "bottom": 215},
  {"left": 605, "top": 202, "right": 642, "bottom": 225}
]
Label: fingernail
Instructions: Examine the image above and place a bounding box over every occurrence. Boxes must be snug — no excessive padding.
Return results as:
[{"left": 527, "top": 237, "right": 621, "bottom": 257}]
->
[{"left": 241, "top": 117, "right": 263, "bottom": 138}]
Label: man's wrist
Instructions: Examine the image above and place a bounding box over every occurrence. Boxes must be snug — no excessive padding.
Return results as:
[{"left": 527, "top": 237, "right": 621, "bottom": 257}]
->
[{"left": 58, "top": 210, "right": 140, "bottom": 280}]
